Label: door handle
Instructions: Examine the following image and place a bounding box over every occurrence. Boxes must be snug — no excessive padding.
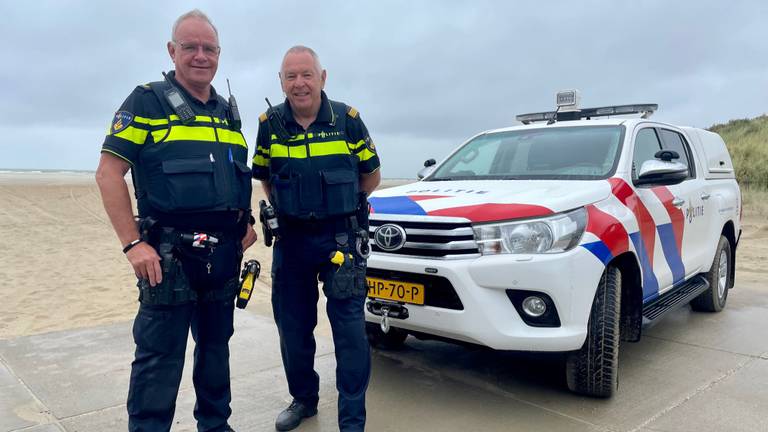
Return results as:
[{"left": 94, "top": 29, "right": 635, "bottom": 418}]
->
[
  {"left": 700, "top": 192, "right": 711, "bottom": 200},
  {"left": 672, "top": 197, "right": 685, "bottom": 208}
]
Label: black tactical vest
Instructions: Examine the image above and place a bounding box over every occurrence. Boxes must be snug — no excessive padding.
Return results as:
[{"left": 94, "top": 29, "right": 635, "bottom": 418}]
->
[
  {"left": 133, "top": 80, "right": 252, "bottom": 216},
  {"left": 268, "top": 100, "right": 360, "bottom": 220}
]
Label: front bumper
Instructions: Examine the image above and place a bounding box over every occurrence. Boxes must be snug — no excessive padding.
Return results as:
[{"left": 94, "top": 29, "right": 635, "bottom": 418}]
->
[{"left": 365, "top": 247, "right": 606, "bottom": 351}]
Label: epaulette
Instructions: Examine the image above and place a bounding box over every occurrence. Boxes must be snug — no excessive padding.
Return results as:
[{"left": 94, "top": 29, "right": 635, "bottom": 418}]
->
[
  {"left": 140, "top": 83, "right": 151, "bottom": 90},
  {"left": 346, "top": 106, "right": 359, "bottom": 119},
  {"left": 259, "top": 112, "right": 268, "bottom": 123}
]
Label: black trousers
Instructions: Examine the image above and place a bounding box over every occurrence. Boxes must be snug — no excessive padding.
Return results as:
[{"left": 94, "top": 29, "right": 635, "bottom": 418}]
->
[
  {"left": 272, "top": 224, "right": 371, "bottom": 432},
  {"left": 127, "top": 240, "right": 241, "bottom": 432}
]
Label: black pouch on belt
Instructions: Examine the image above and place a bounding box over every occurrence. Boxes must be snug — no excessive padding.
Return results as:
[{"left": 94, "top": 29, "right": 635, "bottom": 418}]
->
[
  {"left": 321, "top": 233, "right": 368, "bottom": 300},
  {"left": 137, "top": 241, "right": 195, "bottom": 305}
]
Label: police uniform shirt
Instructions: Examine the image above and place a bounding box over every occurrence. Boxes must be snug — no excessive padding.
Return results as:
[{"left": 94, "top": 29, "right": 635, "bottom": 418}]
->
[
  {"left": 251, "top": 91, "right": 380, "bottom": 182},
  {"left": 101, "top": 71, "right": 250, "bottom": 230}
]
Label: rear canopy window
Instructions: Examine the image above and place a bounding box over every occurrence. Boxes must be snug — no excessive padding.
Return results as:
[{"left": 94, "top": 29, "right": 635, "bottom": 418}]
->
[{"left": 429, "top": 126, "right": 625, "bottom": 181}]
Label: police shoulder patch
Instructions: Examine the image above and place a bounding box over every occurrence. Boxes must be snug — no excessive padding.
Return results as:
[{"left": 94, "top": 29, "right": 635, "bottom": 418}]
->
[
  {"left": 346, "top": 106, "right": 359, "bottom": 118},
  {"left": 110, "top": 111, "right": 134, "bottom": 134},
  {"left": 259, "top": 112, "right": 268, "bottom": 123},
  {"left": 364, "top": 135, "right": 376, "bottom": 153}
]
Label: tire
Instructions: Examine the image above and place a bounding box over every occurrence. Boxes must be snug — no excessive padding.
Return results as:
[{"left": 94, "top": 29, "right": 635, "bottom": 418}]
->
[
  {"left": 366, "top": 322, "right": 408, "bottom": 349},
  {"left": 566, "top": 265, "right": 621, "bottom": 398},
  {"left": 691, "top": 236, "right": 731, "bottom": 312}
]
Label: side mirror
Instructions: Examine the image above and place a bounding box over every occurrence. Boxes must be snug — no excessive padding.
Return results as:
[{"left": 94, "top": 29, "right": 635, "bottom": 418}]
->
[
  {"left": 636, "top": 159, "right": 688, "bottom": 186},
  {"left": 654, "top": 149, "right": 679, "bottom": 162},
  {"left": 417, "top": 159, "right": 437, "bottom": 179}
]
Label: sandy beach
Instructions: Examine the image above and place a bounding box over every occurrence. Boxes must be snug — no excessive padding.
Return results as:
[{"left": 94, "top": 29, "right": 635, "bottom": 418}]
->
[{"left": 1, "top": 172, "right": 766, "bottom": 339}]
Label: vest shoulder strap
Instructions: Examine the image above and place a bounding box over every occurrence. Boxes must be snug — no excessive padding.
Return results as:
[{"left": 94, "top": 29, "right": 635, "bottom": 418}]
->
[{"left": 147, "top": 80, "right": 175, "bottom": 119}]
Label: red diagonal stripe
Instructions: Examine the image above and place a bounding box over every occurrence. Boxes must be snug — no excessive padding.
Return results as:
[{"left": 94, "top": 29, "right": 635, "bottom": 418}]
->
[
  {"left": 408, "top": 195, "right": 452, "bottom": 201},
  {"left": 427, "top": 203, "right": 553, "bottom": 223},
  {"left": 586, "top": 204, "right": 629, "bottom": 257},
  {"left": 608, "top": 178, "right": 656, "bottom": 264},
  {"left": 652, "top": 186, "right": 684, "bottom": 254}
]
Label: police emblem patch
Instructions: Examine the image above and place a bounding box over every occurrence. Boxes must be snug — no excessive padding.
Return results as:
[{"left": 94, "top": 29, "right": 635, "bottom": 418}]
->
[
  {"left": 365, "top": 136, "right": 376, "bottom": 153},
  {"left": 111, "top": 111, "right": 134, "bottom": 134}
]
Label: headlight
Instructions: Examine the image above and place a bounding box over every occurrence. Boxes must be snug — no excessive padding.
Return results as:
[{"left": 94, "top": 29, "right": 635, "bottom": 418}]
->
[{"left": 473, "top": 207, "right": 587, "bottom": 255}]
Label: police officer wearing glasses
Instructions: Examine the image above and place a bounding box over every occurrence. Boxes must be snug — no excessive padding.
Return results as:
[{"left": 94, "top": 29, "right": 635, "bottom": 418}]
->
[
  {"left": 95, "top": 9, "right": 256, "bottom": 432},
  {"left": 252, "top": 46, "right": 381, "bottom": 431}
]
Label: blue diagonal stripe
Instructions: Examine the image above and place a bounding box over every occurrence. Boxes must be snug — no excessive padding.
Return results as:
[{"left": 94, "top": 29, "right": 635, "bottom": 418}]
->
[
  {"left": 629, "top": 231, "right": 659, "bottom": 302},
  {"left": 657, "top": 223, "right": 686, "bottom": 285},
  {"left": 369, "top": 196, "right": 427, "bottom": 215},
  {"left": 582, "top": 241, "right": 614, "bottom": 266}
]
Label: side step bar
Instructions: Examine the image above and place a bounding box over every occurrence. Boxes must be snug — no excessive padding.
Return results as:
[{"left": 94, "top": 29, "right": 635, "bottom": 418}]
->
[{"left": 642, "top": 275, "right": 709, "bottom": 328}]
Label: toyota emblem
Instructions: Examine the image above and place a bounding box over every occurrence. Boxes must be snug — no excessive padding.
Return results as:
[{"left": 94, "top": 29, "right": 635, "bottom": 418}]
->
[{"left": 373, "top": 224, "right": 407, "bottom": 251}]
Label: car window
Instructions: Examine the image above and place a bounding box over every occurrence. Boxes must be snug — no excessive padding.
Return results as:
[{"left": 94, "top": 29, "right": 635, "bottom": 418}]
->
[
  {"left": 428, "top": 126, "right": 624, "bottom": 181},
  {"left": 659, "top": 129, "right": 695, "bottom": 178},
  {"left": 440, "top": 137, "right": 500, "bottom": 177},
  {"left": 632, "top": 128, "right": 662, "bottom": 179}
]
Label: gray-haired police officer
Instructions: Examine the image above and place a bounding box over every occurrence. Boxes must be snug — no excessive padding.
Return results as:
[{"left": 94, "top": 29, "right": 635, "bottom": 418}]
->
[
  {"left": 95, "top": 9, "right": 257, "bottom": 432},
  {"left": 252, "top": 45, "right": 381, "bottom": 432}
]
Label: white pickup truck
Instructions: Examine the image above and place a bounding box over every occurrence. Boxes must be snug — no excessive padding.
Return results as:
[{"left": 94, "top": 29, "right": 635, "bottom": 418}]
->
[{"left": 364, "top": 91, "right": 741, "bottom": 397}]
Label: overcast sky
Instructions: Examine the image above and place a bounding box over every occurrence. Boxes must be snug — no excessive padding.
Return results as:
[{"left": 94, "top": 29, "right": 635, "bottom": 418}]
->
[{"left": 2, "top": 1, "right": 766, "bottom": 178}]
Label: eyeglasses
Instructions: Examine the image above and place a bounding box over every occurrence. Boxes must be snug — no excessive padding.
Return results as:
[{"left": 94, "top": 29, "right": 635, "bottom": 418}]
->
[{"left": 174, "top": 41, "right": 220, "bottom": 57}]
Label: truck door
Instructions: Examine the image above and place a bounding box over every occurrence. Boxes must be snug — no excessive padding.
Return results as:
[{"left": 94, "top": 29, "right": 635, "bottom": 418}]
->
[
  {"left": 656, "top": 128, "right": 710, "bottom": 277},
  {"left": 629, "top": 127, "right": 674, "bottom": 299}
]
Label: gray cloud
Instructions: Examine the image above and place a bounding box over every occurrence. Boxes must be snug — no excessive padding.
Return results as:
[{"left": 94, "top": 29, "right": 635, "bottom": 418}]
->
[{"left": 2, "top": 0, "right": 766, "bottom": 178}]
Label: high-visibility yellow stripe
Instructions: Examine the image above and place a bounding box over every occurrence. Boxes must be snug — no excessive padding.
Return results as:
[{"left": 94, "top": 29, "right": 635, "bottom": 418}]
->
[
  {"left": 114, "top": 125, "right": 148, "bottom": 144},
  {"left": 217, "top": 128, "right": 247, "bottom": 147},
  {"left": 357, "top": 148, "right": 377, "bottom": 162},
  {"left": 151, "top": 129, "right": 168, "bottom": 142},
  {"left": 270, "top": 144, "right": 307, "bottom": 159},
  {"left": 168, "top": 115, "right": 226, "bottom": 124},
  {"left": 164, "top": 125, "right": 217, "bottom": 142},
  {"left": 269, "top": 133, "right": 314, "bottom": 142},
  {"left": 270, "top": 141, "right": 350, "bottom": 159},
  {"left": 252, "top": 154, "right": 269, "bottom": 167},
  {"left": 309, "top": 140, "right": 350, "bottom": 156},
  {"left": 133, "top": 116, "right": 168, "bottom": 126},
  {"left": 348, "top": 139, "right": 365, "bottom": 151}
]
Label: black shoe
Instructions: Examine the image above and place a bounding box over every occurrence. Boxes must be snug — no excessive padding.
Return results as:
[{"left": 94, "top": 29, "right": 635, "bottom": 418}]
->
[{"left": 275, "top": 400, "right": 318, "bottom": 431}]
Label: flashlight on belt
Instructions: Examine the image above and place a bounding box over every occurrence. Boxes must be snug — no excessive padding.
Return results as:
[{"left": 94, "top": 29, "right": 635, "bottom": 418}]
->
[{"left": 236, "top": 259, "right": 261, "bottom": 309}]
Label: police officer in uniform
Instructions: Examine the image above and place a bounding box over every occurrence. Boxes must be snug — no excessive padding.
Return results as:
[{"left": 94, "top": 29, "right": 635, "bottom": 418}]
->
[
  {"left": 95, "top": 10, "right": 256, "bottom": 432},
  {"left": 252, "top": 46, "right": 381, "bottom": 431}
]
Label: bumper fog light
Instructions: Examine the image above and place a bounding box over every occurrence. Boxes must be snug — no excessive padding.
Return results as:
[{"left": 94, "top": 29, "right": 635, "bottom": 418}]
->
[{"left": 522, "top": 296, "right": 547, "bottom": 317}]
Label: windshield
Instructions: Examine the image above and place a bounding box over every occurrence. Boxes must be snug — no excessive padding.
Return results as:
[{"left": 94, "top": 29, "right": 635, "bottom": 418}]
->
[{"left": 428, "top": 125, "right": 625, "bottom": 181}]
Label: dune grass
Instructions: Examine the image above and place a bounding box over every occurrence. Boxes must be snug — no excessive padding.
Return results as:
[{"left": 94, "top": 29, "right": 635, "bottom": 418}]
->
[{"left": 709, "top": 115, "right": 768, "bottom": 190}]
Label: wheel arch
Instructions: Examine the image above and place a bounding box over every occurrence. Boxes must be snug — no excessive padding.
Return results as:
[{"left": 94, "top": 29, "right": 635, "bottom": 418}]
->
[
  {"left": 609, "top": 251, "right": 643, "bottom": 342},
  {"left": 721, "top": 220, "right": 736, "bottom": 290}
]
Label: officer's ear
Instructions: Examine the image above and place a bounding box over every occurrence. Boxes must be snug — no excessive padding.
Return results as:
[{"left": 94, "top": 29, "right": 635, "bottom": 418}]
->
[
  {"left": 167, "top": 41, "right": 177, "bottom": 63},
  {"left": 320, "top": 69, "right": 327, "bottom": 88}
]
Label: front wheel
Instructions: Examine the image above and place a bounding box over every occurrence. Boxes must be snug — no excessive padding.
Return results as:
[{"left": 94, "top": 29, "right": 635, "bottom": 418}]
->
[
  {"left": 691, "top": 235, "right": 732, "bottom": 312},
  {"left": 566, "top": 265, "right": 621, "bottom": 398}
]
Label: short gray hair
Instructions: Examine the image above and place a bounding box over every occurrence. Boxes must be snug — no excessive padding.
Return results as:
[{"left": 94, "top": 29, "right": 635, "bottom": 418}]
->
[
  {"left": 171, "top": 9, "right": 219, "bottom": 41},
  {"left": 281, "top": 45, "right": 323, "bottom": 74}
]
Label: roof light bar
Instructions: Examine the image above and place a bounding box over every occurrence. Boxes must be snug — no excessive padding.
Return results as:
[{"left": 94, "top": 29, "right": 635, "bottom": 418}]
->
[{"left": 517, "top": 103, "right": 658, "bottom": 124}]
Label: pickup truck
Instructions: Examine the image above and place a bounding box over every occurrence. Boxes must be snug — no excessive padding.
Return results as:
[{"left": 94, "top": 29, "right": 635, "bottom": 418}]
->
[{"left": 364, "top": 91, "right": 741, "bottom": 397}]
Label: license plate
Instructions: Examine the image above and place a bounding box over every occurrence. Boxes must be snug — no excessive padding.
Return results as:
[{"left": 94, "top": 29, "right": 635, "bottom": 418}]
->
[{"left": 366, "top": 277, "right": 425, "bottom": 305}]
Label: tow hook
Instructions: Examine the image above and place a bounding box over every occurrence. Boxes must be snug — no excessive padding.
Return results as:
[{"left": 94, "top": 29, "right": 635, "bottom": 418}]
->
[
  {"left": 380, "top": 306, "right": 390, "bottom": 333},
  {"left": 367, "top": 300, "right": 409, "bottom": 334}
]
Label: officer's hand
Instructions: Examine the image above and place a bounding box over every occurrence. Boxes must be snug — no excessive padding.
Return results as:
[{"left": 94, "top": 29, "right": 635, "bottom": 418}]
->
[
  {"left": 241, "top": 224, "right": 258, "bottom": 251},
  {"left": 126, "top": 242, "right": 163, "bottom": 287}
]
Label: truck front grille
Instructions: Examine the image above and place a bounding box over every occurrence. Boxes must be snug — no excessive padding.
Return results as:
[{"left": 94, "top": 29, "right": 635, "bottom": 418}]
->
[{"left": 369, "top": 216, "right": 479, "bottom": 259}]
